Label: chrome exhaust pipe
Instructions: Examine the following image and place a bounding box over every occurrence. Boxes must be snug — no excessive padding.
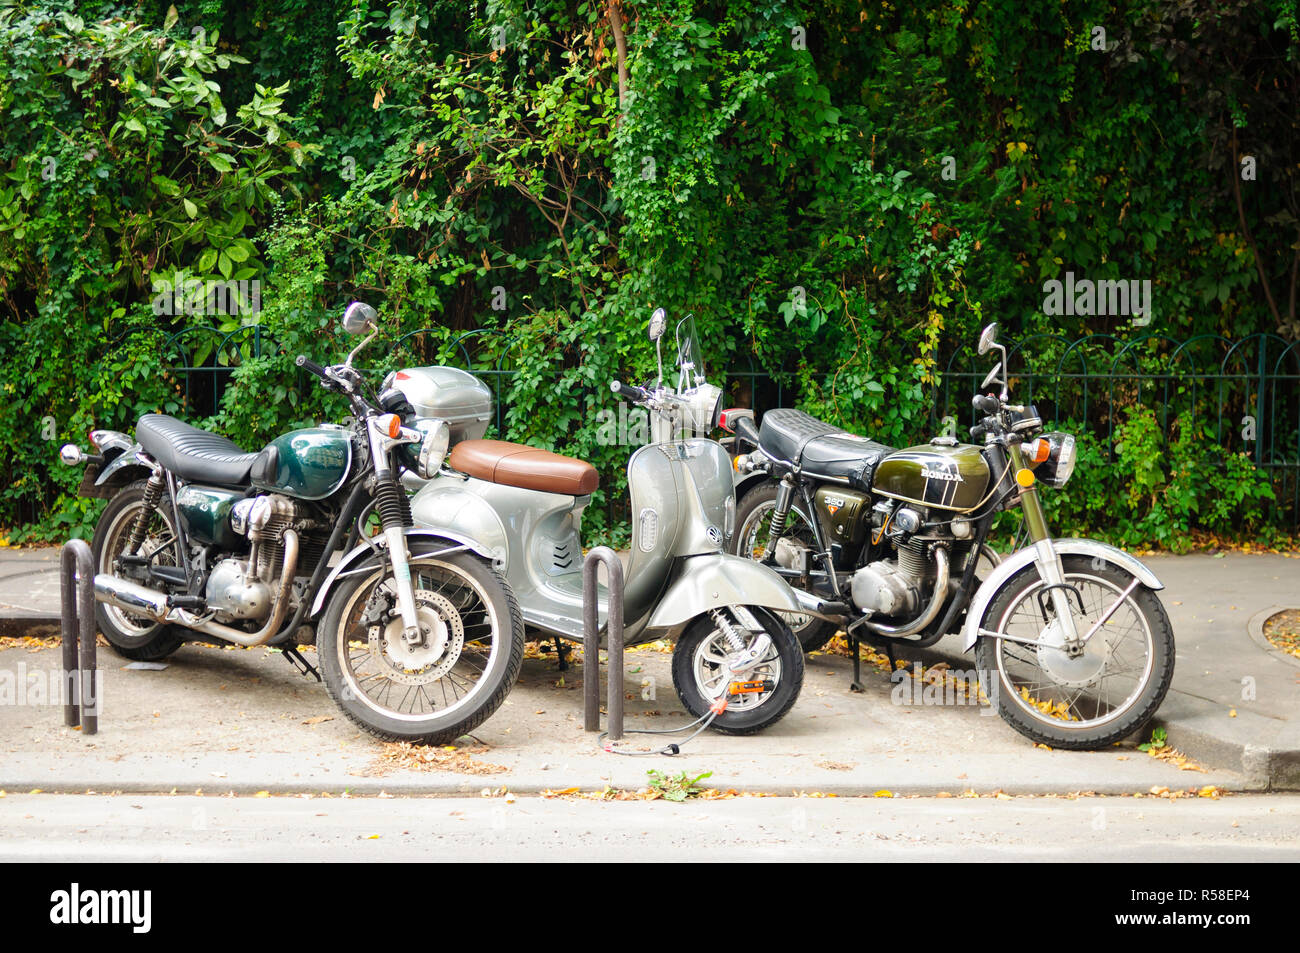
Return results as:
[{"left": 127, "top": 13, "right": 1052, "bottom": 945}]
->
[
  {"left": 94, "top": 530, "right": 300, "bottom": 648},
  {"left": 792, "top": 588, "right": 850, "bottom": 622},
  {"left": 864, "top": 546, "right": 950, "bottom": 640}
]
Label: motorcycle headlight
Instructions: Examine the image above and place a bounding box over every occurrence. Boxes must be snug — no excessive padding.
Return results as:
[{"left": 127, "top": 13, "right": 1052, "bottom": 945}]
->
[
  {"left": 1025, "top": 432, "right": 1076, "bottom": 488},
  {"left": 414, "top": 418, "right": 451, "bottom": 479},
  {"left": 686, "top": 383, "right": 724, "bottom": 435}
]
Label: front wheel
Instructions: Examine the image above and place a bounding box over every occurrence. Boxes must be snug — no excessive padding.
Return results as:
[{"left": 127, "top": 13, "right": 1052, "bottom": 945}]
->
[
  {"left": 671, "top": 605, "right": 804, "bottom": 735},
  {"left": 318, "top": 547, "right": 524, "bottom": 745},
  {"left": 974, "top": 554, "right": 1175, "bottom": 750}
]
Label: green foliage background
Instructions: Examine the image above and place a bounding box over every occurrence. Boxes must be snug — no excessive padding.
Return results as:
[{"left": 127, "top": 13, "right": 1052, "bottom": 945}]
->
[{"left": 1, "top": 0, "right": 1296, "bottom": 550}]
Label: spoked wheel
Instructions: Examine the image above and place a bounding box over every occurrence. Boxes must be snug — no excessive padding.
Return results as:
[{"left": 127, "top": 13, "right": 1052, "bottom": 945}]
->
[
  {"left": 731, "top": 482, "right": 836, "bottom": 652},
  {"left": 90, "top": 480, "right": 185, "bottom": 661},
  {"left": 671, "top": 605, "right": 804, "bottom": 735},
  {"left": 318, "top": 547, "right": 524, "bottom": 744},
  {"left": 974, "top": 554, "right": 1175, "bottom": 749}
]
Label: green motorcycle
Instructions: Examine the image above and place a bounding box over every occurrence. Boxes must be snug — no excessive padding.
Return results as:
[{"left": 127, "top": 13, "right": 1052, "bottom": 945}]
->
[
  {"left": 723, "top": 322, "right": 1175, "bottom": 749},
  {"left": 61, "top": 302, "right": 524, "bottom": 744}
]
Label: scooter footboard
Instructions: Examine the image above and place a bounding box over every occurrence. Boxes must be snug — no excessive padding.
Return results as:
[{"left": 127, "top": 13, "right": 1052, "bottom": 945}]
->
[{"left": 643, "top": 552, "right": 802, "bottom": 633}]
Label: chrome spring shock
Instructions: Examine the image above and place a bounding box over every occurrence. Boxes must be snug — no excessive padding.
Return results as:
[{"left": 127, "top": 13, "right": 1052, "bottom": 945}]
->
[
  {"left": 126, "top": 472, "right": 167, "bottom": 554},
  {"left": 768, "top": 478, "right": 796, "bottom": 541},
  {"left": 710, "top": 607, "right": 748, "bottom": 653}
]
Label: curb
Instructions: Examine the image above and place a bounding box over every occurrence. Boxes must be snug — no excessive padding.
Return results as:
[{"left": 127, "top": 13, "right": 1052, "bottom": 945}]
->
[
  {"left": 878, "top": 637, "right": 1299, "bottom": 792},
  {"left": 0, "top": 777, "right": 1250, "bottom": 799},
  {"left": 0, "top": 615, "right": 60, "bottom": 639}
]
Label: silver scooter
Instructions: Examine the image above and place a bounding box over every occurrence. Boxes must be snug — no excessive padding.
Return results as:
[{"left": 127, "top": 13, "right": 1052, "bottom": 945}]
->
[{"left": 408, "top": 309, "right": 806, "bottom": 733}]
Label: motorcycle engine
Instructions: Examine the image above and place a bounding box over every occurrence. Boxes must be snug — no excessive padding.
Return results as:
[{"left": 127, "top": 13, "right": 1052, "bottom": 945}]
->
[
  {"left": 205, "top": 558, "right": 272, "bottom": 621},
  {"left": 851, "top": 507, "right": 934, "bottom": 617}
]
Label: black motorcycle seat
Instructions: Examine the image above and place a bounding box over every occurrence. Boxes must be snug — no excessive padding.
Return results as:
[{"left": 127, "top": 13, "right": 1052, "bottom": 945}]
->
[
  {"left": 757, "top": 408, "right": 893, "bottom": 488},
  {"left": 135, "top": 414, "right": 263, "bottom": 486}
]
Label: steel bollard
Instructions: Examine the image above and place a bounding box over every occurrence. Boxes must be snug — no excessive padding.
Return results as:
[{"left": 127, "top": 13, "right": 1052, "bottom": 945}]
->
[
  {"left": 582, "top": 546, "right": 624, "bottom": 741},
  {"left": 60, "top": 539, "right": 97, "bottom": 735}
]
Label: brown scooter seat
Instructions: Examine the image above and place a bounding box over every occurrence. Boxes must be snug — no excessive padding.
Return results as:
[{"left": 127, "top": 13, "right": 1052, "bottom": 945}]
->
[{"left": 449, "top": 439, "right": 599, "bottom": 496}]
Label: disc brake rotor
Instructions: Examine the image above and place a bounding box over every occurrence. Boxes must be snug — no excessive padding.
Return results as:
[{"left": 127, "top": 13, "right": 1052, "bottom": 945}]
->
[
  {"left": 367, "top": 589, "right": 464, "bottom": 685},
  {"left": 1035, "top": 616, "right": 1110, "bottom": 688}
]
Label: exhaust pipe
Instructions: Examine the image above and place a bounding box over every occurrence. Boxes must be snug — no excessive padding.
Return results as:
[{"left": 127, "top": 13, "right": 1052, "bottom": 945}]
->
[
  {"left": 95, "top": 530, "right": 299, "bottom": 648},
  {"left": 792, "top": 588, "right": 850, "bottom": 622},
  {"left": 864, "top": 546, "right": 950, "bottom": 640}
]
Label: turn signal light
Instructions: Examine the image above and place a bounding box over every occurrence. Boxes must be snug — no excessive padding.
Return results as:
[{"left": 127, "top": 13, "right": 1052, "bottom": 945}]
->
[
  {"left": 1025, "top": 438, "right": 1052, "bottom": 464},
  {"left": 378, "top": 413, "right": 402, "bottom": 438}
]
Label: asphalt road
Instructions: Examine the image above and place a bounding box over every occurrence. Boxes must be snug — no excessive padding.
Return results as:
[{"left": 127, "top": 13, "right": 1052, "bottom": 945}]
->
[{"left": 2, "top": 792, "right": 1297, "bottom": 862}]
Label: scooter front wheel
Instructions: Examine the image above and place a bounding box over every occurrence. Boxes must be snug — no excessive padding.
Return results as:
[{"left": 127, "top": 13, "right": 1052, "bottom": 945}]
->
[{"left": 671, "top": 606, "right": 804, "bottom": 735}]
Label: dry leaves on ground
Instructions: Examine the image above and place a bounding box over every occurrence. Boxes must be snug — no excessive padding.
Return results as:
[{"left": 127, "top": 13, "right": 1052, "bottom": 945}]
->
[{"left": 377, "top": 742, "right": 507, "bottom": 775}]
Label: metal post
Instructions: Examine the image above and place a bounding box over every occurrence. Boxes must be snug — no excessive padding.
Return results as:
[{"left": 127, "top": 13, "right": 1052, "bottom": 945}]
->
[
  {"left": 582, "top": 546, "right": 624, "bottom": 740},
  {"left": 60, "top": 539, "right": 97, "bottom": 735}
]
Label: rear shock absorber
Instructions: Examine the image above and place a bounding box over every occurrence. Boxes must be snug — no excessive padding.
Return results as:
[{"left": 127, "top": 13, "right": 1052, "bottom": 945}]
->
[
  {"left": 768, "top": 476, "right": 796, "bottom": 541},
  {"left": 126, "top": 472, "right": 167, "bottom": 554}
]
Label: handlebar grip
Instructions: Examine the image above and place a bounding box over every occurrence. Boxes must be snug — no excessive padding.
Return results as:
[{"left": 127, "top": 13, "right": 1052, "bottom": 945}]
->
[
  {"left": 972, "top": 394, "right": 1000, "bottom": 414},
  {"left": 296, "top": 355, "right": 328, "bottom": 379},
  {"left": 611, "top": 380, "right": 647, "bottom": 401}
]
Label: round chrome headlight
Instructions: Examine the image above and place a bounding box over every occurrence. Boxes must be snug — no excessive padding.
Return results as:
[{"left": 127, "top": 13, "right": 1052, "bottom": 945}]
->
[
  {"left": 687, "top": 383, "right": 723, "bottom": 434},
  {"left": 415, "top": 418, "right": 451, "bottom": 479},
  {"left": 1029, "top": 432, "right": 1076, "bottom": 488}
]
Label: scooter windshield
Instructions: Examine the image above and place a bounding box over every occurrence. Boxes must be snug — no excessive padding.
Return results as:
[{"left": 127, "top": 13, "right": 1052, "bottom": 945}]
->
[{"left": 675, "top": 315, "right": 706, "bottom": 392}]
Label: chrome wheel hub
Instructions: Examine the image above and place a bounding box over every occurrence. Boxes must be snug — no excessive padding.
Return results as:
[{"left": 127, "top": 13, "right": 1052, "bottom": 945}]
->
[{"left": 368, "top": 589, "right": 463, "bottom": 685}]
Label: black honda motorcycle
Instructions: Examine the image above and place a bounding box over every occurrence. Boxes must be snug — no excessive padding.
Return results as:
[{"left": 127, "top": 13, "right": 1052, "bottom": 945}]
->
[
  {"left": 722, "top": 322, "right": 1175, "bottom": 749},
  {"left": 60, "top": 302, "right": 525, "bottom": 744}
]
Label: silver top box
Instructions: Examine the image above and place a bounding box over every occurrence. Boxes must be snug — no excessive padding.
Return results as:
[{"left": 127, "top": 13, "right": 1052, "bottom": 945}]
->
[{"left": 387, "top": 366, "right": 493, "bottom": 443}]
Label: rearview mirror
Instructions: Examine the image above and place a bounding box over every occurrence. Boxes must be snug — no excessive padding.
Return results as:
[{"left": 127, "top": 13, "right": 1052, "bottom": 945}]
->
[
  {"left": 342, "top": 302, "right": 378, "bottom": 335},
  {"left": 648, "top": 307, "right": 667, "bottom": 343},
  {"left": 977, "top": 323, "right": 998, "bottom": 356}
]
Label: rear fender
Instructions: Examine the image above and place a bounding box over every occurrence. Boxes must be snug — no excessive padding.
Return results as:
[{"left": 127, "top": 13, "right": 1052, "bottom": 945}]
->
[{"left": 86, "top": 444, "right": 157, "bottom": 498}]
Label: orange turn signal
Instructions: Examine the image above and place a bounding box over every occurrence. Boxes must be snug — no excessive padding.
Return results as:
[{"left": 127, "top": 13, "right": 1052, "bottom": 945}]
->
[
  {"left": 1026, "top": 438, "right": 1051, "bottom": 464},
  {"left": 379, "top": 413, "right": 401, "bottom": 438}
]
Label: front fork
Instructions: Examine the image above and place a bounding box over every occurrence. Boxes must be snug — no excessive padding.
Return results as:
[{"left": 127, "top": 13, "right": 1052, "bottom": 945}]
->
[
  {"left": 1008, "top": 443, "right": 1083, "bottom": 651},
  {"left": 368, "top": 420, "right": 423, "bottom": 646}
]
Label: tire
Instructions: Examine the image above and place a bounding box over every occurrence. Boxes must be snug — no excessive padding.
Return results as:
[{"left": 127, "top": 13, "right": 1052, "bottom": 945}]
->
[
  {"left": 90, "top": 480, "right": 185, "bottom": 662},
  {"left": 730, "top": 482, "right": 837, "bottom": 653},
  {"left": 671, "top": 605, "right": 804, "bottom": 735},
  {"left": 317, "top": 547, "right": 524, "bottom": 745},
  {"left": 974, "top": 554, "right": 1175, "bottom": 750}
]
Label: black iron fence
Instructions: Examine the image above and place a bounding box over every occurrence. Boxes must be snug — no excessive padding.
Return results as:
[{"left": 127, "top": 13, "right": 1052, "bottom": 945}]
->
[{"left": 160, "top": 325, "right": 1300, "bottom": 524}]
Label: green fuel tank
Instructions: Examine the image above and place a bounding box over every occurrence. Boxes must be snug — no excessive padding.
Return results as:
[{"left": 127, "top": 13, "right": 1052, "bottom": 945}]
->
[
  {"left": 872, "top": 443, "right": 990, "bottom": 513},
  {"left": 252, "top": 427, "right": 353, "bottom": 501}
]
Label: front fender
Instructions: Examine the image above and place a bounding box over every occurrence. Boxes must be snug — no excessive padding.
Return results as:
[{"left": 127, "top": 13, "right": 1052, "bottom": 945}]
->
[
  {"left": 308, "top": 528, "right": 486, "bottom": 618},
  {"left": 643, "top": 551, "right": 801, "bottom": 632},
  {"left": 960, "top": 538, "right": 1164, "bottom": 652}
]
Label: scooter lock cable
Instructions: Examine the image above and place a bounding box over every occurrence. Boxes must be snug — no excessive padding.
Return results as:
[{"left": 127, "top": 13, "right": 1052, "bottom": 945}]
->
[{"left": 597, "top": 694, "right": 729, "bottom": 757}]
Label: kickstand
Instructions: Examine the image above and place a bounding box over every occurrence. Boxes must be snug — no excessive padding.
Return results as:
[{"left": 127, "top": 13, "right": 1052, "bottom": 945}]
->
[
  {"left": 283, "top": 645, "right": 322, "bottom": 682},
  {"left": 553, "top": 636, "right": 570, "bottom": 672},
  {"left": 849, "top": 631, "right": 865, "bottom": 693}
]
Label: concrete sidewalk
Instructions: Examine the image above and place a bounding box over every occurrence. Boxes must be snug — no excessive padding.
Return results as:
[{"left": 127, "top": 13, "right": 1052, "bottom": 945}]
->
[{"left": 0, "top": 546, "right": 1295, "bottom": 793}]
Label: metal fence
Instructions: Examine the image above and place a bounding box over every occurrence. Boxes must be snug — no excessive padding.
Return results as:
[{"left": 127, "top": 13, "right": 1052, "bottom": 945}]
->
[
  {"left": 162, "top": 325, "right": 1300, "bottom": 524},
  {"left": 932, "top": 332, "right": 1300, "bottom": 521}
]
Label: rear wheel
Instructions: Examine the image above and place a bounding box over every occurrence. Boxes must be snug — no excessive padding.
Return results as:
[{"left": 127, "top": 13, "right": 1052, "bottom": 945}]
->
[
  {"left": 731, "top": 482, "right": 836, "bottom": 652},
  {"left": 90, "top": 480, "right": 185, "bottom": 661},
  {"left": 671, "top": 605, "right": 804, "bottom": 735},
  {"left": 318, "top": 547, "right": 524, "bottom": 745}
]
